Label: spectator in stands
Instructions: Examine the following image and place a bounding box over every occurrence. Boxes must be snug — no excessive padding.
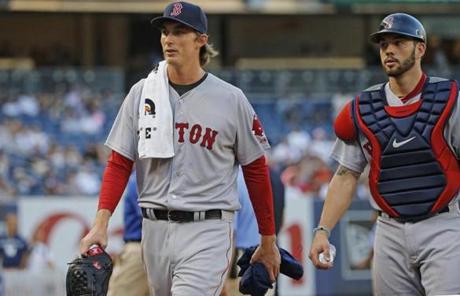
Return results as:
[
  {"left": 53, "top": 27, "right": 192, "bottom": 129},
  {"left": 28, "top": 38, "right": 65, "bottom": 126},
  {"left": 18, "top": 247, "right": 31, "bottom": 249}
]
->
[
  {"left": 43, "top": 171, "right": 65, "bottom": 195},
  {"left": 80, "top": 101, "right": 106, "bottom": 135},
  {"left": 0, "top": 120, "right": 13, "bottom": 153},
  {"left": 2, "top": 93, "right": 39, "bottom": 118},
  {"left": 0, "top": 150, "right": 15, "bottom": 199},
  {"left": 60, "top": 170, "right": 81, "bottom": 196},
  {"left": 83, "top": 143, "right": 109, "bottom": 166},
  {"left": 286, "top": 129, "right": 311, "bottom": 163},
  {"left": 308, "top": 127, "right": 334, "bottom": 163},
  {"left": 10, "top": 122, "right": 49, "bottom": 156},
  {"left": 74, "top": 161, "right": 101, "bottom": 195},
  {"left": 63, "top": 145, "right": 83, "bottom": 169},
  {"left": 12, "top": 167, "right": 40, "bottom": 195},
  {"left": 47, "top": 143, "right": 66, "bottom": 170},
  {"left": 281, "top": 153, "right": 332, "bottom": 195},
  {"left": 270, "top": 137, "right": 295, "bottom": 166},
  {"left": 0, "top": 212, "right": 29, "bottom": 269}
]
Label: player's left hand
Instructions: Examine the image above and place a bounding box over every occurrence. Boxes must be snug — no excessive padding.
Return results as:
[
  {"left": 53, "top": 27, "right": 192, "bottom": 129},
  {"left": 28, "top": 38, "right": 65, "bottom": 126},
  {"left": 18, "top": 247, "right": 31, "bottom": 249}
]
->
[{"left": 250, "top": 235, "right": 281, "bottom": 282}]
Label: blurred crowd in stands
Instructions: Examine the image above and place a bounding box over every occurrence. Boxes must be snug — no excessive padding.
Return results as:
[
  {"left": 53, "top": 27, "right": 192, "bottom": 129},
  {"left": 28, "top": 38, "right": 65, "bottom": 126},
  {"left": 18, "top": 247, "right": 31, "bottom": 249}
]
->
[{"left": 0, "top": 81, "right": 121, "bottom": 198}]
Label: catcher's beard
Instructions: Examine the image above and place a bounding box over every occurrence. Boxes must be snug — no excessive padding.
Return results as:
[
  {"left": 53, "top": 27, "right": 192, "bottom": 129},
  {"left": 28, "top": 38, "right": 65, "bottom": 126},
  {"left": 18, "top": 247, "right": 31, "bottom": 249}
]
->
[{"left": 383, "top": 47, "right": 416, "bottom": 77}]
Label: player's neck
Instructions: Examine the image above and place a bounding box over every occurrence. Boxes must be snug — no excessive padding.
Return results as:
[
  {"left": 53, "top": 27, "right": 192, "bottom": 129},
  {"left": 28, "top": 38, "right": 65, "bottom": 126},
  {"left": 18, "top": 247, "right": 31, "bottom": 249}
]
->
[
  {"left": 167, "top": 61, "right": 205, "bottom": 85},
  {"left": 388, "top": 66, "right": 423, "bottom": 98}
]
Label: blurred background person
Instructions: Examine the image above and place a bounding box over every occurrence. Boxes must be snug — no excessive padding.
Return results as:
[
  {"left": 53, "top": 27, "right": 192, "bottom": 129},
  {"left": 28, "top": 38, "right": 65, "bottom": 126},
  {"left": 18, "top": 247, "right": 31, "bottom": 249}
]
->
[
  {"left": 0, "top": 212, "right": 28, "bottom": 270},
  {"left": 107, "top": 171, "right": 150, "bottom": 296},
  {"left": 221, "top": 168, "right": 283, "bottom": 296},
  {"left": 220, "top": 169, "right": 260, "bottom": 296},
  {"left": 27, "top": 227, "right": 55, "bottom": 272}
]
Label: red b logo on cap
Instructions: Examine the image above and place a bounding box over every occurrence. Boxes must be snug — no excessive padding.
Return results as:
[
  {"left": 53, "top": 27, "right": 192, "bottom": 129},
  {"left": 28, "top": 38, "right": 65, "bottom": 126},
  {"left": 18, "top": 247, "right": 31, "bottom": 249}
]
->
[{"left": 171, "top": 2, "right": 183, "bottom": 16}]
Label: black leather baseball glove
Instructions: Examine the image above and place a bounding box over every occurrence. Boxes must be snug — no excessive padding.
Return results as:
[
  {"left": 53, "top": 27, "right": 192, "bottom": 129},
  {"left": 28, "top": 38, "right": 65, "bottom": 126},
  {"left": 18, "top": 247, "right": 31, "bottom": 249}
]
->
[{"left": 66, "top": 247, "right": 113, "bottom": 296}]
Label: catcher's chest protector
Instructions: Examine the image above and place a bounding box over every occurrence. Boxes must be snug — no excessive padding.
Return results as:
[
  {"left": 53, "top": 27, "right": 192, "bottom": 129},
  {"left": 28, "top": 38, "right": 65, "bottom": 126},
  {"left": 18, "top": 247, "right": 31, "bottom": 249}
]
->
[{"left": 354, "top": 78, "right": 459, "bottom": 217}]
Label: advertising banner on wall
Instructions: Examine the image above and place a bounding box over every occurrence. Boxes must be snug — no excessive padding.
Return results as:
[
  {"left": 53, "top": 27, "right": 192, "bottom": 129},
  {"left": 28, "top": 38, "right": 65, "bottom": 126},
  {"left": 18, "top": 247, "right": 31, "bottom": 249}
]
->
[{"left": 17, "top": 197, "right": 124, "bottom": 271}]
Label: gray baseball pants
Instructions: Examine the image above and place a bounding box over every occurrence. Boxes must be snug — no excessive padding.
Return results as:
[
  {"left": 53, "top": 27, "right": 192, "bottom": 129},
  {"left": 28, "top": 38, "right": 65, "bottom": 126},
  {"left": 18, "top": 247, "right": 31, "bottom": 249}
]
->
[{"left": 373, "top": 199, "right": 460, "bottom": 296}]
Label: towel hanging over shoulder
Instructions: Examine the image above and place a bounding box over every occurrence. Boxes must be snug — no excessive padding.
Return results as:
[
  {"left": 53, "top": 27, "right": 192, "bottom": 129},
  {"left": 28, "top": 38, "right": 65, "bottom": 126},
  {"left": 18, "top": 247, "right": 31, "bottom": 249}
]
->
[{"left": 138, "top": 60, "right": 175, "bottom": 159}]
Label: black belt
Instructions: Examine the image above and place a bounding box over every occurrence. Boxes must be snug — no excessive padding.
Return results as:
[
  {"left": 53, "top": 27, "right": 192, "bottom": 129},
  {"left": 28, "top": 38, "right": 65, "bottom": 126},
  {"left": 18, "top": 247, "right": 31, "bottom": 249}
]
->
[
  {"left": 378, "top": 206, "right": 449, "bottom": 223},
  {"left": 124, "top": 239, "right": 141, "bottom": 243},
  {"left": 141, "top": 208, "right": 222, "bottom": 223}
]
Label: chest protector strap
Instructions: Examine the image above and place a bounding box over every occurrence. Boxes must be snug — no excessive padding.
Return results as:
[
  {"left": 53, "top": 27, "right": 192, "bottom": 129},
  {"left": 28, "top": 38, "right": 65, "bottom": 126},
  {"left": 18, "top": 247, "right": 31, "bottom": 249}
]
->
[{"left": 354, "top": 79, "right": 460, "bottom": 218}]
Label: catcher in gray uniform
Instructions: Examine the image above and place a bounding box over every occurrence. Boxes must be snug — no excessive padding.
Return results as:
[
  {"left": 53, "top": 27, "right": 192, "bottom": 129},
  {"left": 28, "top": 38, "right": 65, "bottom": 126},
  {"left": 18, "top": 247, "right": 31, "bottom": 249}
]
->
[
  {"left": 309, "top": 13, "right": 460, "bottom": 296},
  {"left": 80, "top": 2, "right": 280, "bottom": 296}
]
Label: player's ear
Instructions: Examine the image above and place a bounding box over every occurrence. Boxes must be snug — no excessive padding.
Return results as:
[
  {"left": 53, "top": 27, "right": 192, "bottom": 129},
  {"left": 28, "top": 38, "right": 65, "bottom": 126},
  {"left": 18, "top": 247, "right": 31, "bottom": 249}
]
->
[
  {"left": 416, "top": 41, "right": 426, "bottom": 59},
  {"left": 195, "top": 33, "right": 208, "bottom": 47}
]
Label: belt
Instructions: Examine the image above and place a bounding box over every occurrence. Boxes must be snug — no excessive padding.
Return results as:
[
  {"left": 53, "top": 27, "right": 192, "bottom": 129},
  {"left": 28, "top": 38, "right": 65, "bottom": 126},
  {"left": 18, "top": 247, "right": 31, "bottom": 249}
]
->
[
  {"left": 378, "top": 206, "right": 449, "bottom": 223},
  {"left": 141, "top": 208, "right": 223, "bottom": 223},
  {"left": 124, "top": 239, "right": 141, "bottom": 243}
]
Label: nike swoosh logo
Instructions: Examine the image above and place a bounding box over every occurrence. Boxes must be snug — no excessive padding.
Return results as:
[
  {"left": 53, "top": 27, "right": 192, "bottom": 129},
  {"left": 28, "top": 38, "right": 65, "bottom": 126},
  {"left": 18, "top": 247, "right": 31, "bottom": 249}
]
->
[{"left": 392, "top": 136, "right": 416, "bottom": 148}]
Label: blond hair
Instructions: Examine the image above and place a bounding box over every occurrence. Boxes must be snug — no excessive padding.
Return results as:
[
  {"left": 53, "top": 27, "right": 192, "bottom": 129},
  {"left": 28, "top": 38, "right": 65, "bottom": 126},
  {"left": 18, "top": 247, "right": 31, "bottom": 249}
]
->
[{"left": 200, "top": 43, "right": 219, "bottom": 66}]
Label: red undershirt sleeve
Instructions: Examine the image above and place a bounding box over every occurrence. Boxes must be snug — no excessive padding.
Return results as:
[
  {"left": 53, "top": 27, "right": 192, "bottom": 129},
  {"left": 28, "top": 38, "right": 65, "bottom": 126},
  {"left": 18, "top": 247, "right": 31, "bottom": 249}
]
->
[
  {"left": 98, "top": 151, "right": 134, "bottom": 213},
  {"left": 241, "top": 155, "right": 276, "bottom": 235}
]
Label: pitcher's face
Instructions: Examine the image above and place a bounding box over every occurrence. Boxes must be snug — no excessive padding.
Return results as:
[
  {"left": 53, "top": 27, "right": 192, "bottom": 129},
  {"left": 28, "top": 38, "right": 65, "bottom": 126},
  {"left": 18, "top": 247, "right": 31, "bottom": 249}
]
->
[{"left": 160, "top": 22, "right": 204, "bottom": 67}]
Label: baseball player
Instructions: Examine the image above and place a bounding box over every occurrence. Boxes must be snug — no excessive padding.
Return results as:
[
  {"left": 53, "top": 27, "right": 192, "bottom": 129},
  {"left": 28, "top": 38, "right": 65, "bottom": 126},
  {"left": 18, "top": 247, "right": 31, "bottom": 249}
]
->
[
  {"left": 309, "top": 13, "right": 460, "bottom": 295},
  {"left": 80, "top": 2, "right": 280, "bottom": 296}
]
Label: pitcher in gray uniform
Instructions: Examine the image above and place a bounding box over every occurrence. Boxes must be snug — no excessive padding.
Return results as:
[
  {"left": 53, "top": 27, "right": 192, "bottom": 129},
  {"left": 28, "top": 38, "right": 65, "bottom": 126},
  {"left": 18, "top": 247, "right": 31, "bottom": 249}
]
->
[
  {"left": 309, "top": 13, "right": 460, "bottom": 295},
  {"left": 79, "top": 1, "right": 280, "bottom": 296}
]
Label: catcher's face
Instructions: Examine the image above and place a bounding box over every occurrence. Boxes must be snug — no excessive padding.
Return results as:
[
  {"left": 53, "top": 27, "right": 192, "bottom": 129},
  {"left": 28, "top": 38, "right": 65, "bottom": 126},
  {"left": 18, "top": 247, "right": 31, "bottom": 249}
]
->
[
  {"left": 378, "top": 34, "right": 425, "bottom": 77},
  {"left": 160, "top": 21, "right": 207, "bottom": 67}
]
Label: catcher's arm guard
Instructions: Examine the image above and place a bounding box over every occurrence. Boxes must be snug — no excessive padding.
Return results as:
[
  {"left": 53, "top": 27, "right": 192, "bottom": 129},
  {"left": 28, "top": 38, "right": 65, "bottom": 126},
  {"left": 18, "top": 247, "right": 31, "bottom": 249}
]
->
[{"left": 66, "top": 245, "right": 113, "bottom": 296}]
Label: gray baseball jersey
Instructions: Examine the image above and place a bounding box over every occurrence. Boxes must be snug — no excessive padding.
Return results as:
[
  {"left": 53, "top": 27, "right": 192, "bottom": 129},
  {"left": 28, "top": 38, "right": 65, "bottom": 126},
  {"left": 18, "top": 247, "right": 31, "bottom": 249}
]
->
[{"left": 105, "top": 73, "right": 270, "bottom": 212}]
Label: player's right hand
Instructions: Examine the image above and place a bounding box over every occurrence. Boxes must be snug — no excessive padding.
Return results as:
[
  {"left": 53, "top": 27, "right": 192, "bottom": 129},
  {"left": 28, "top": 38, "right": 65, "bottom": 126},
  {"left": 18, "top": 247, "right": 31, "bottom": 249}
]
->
[
  {"left": 79, "top": 225, "right": 108, "bottom": 255},
  {"left": 79, "top": 209, "right": 111, "bottom": 255},
  {"left": 308, "top": 231, "right": 333, "bottom": 270}
]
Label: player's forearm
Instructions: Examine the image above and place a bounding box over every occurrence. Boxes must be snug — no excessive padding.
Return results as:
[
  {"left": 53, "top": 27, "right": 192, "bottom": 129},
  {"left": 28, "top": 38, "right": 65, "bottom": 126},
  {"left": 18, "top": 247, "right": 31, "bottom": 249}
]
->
[
  {"left": 94, "top": 209, "right": 112, "bottom": 229},
  {"left": 318, "top": 165, "right": 360, "bottom": 231}
]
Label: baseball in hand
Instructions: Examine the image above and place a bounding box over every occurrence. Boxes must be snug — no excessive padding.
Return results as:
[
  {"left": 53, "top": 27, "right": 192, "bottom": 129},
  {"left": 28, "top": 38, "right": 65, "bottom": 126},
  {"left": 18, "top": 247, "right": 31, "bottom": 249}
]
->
[{"left": 319, "top": 244, "right": 336, "bottom": 264}]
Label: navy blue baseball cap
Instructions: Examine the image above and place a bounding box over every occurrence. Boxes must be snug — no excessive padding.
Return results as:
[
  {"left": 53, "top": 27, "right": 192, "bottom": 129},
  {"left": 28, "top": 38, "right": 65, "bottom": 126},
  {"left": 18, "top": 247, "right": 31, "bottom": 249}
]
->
[{"left": 151, "top": 1, "right": 208, "bottom": 34}]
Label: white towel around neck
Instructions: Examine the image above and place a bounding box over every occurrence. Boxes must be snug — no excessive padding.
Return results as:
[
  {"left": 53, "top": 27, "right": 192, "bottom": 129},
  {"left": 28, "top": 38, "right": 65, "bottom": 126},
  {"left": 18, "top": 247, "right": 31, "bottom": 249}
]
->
[{"left": 138, "top": 61, "right": 175, "bottom": 159}]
